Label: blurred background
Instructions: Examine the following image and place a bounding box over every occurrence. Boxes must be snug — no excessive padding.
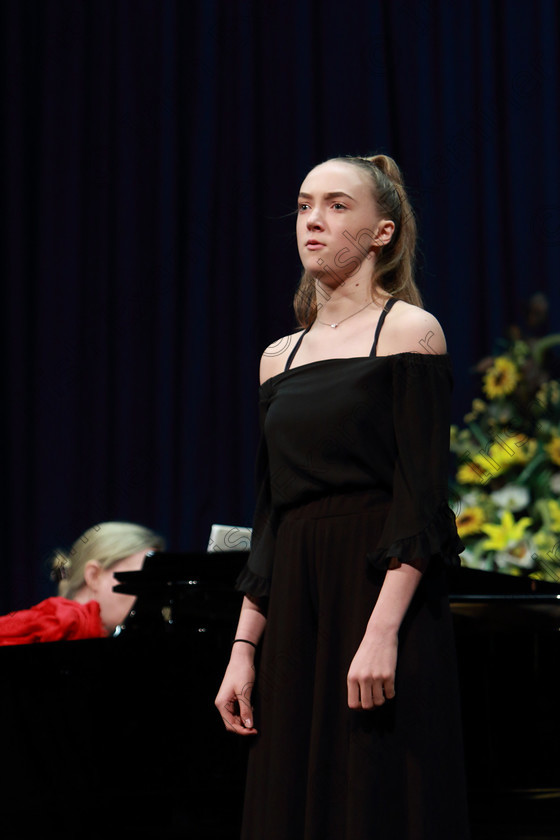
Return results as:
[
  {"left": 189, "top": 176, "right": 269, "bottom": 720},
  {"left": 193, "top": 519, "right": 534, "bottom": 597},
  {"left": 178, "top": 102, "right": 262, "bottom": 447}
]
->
[{"left": 2, "top": 0, "right": 559, "bottom": 612}]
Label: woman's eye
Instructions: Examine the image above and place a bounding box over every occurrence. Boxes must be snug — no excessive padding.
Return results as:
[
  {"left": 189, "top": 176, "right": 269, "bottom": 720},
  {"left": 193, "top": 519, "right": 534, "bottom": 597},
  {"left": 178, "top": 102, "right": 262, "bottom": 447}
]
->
[
  {"left": 332, "top": 203, "right": 346, "bottom": 210},
  {"left": 298, "top": 203, "right": 310, "bottom": 212}
]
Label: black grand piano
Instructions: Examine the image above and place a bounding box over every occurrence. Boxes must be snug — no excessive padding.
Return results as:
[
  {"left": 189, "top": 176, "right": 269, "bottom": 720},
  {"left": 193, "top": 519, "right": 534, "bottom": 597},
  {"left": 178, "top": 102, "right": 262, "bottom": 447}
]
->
[{"left": 1, "top": 551, "right": 559, "bottom": 840}]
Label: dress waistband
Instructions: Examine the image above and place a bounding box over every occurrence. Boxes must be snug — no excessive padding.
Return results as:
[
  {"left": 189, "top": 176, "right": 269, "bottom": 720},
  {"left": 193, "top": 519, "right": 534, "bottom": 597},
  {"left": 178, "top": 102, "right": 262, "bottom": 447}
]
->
[{"left": 281, "top": 489, "right": 391, "bottom": 522}]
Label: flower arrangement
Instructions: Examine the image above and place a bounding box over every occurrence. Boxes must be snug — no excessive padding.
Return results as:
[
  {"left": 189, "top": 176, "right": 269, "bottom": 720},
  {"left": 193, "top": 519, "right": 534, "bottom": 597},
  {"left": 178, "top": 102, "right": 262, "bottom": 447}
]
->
[{"left": 449, "top": 295, "right": 560, "bottom": 582}]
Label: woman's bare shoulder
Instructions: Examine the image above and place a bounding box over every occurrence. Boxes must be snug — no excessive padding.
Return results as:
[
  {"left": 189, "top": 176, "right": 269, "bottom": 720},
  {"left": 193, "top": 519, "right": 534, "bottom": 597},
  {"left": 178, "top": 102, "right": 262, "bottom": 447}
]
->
[
  {"left": 259, "top": 330, "right": 305, "bottom": 384},
  {"left": 379, "top": 299, "right": 447, "bottom": 355}
]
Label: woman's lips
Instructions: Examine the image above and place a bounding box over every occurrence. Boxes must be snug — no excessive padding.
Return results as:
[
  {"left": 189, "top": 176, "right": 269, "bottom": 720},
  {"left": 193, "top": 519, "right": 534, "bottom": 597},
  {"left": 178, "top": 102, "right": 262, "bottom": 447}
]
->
[{"left": 306, "top": 241, "right": 325, "bottom": 250}]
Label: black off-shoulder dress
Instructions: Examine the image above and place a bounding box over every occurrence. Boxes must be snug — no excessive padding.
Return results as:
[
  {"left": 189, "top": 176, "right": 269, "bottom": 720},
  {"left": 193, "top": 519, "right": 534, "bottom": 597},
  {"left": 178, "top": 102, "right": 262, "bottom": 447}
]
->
[{"left": 236, "top": 298, "right": 471, "bottom": 840}]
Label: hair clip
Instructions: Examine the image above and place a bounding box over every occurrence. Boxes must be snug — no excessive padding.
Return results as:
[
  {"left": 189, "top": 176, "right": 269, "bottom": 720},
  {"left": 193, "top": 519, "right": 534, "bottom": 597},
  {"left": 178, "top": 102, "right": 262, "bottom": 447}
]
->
[{"left": 51, "top": 554, "right": 71, "bottom": 582}]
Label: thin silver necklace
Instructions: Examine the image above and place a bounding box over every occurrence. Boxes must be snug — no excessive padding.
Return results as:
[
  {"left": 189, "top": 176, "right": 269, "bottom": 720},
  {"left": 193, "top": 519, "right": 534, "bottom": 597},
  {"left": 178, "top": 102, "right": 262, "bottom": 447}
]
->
[{"left": 316, "top": 300, "right": 373, "bottom": 329}]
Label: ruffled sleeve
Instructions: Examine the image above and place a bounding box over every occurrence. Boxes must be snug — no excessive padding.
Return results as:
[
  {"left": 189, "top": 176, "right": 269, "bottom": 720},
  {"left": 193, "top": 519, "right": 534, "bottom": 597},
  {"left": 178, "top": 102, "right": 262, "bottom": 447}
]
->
[
  {"left": 235, "top": 389, "right": 276, "bottom": 598},
  {"left": 0, "top": 597, "right": 107, "bottom": 645},
  {"left": 367, "top": 353, "right": 464, "bottom": 574}
]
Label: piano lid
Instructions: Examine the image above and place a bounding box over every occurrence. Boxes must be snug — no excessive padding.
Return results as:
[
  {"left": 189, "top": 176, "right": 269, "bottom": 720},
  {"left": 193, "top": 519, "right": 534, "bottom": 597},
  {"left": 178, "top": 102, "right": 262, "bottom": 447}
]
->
[
  {"left": 112, "top": 552, "right": 560, "bottom": 634},
  {"left": 112, "top": 550, "right": 249, "bottom": 596},
  {"left": 112, "top": 551, "right": 249, "bottom": 635},
  {"left": 113, "top": 551, "right": 560, "bottom": 600}
]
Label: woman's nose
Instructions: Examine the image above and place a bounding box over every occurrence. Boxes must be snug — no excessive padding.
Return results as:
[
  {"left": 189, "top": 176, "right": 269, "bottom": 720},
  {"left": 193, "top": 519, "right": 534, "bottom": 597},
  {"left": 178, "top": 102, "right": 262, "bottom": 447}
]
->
[{"left": 307, "top": 207, "right": 324, "bottom": 228}]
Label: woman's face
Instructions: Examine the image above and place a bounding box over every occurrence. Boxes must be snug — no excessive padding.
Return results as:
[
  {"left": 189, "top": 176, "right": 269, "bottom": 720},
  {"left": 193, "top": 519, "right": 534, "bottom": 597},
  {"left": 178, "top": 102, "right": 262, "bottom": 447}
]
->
[{"left": 296, "top": 161, "right": 384, "bottom": 286}]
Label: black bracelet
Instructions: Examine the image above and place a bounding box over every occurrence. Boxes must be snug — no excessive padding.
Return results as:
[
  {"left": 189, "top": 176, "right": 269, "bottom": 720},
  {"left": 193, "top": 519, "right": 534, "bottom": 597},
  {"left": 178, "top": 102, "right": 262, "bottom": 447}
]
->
[{"left": 232, "top": 638, "right": 257, "bottom": 649}]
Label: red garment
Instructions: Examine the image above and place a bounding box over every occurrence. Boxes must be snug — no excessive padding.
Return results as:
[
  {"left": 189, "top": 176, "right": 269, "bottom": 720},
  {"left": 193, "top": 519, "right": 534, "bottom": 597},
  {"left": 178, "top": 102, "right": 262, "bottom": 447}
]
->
[{"left": 0, "top": 597, "right": 107, "bottom": 645}]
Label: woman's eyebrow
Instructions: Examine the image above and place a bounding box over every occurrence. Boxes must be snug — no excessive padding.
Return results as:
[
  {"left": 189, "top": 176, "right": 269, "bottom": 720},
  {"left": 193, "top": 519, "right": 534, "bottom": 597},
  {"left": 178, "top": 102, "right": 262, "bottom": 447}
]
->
[{"left": 298, "top": 191, "right": 356, "bottom": 201}]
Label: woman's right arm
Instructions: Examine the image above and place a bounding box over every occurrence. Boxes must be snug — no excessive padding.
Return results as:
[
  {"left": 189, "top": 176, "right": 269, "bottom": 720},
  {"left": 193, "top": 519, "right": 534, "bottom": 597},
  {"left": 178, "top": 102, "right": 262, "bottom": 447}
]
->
[
  {"left": 214, "top": 594, "right": 267, "bottom": 735},
  {"left": 215, "top": 342, "right": 286, "bottom": 735}
]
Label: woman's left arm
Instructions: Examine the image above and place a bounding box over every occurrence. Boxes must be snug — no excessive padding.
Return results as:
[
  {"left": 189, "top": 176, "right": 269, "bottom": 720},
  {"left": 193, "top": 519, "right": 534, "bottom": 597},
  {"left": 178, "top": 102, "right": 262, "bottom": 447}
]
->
[
  {"left": 348, "top": 305, "right": 449, "bottom": 710},
  {"left": 347, "top": 563, "right": 422, "bottom": 709}
]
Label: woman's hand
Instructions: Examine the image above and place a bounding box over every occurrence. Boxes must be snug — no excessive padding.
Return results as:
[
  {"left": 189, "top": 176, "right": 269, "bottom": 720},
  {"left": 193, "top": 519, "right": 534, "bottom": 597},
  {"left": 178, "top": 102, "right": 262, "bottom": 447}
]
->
[
  {"left": 347, "top": 562, "right": 422, "bottom": 709},
  {"left": 347, "top": 626, "right": 398, "bottom": 710},
  {"left": 216, "top": 595, "right": 266, "bottom": 734},
  {"left": 215, "top": 646, "right": 258, "bottom": 735}
]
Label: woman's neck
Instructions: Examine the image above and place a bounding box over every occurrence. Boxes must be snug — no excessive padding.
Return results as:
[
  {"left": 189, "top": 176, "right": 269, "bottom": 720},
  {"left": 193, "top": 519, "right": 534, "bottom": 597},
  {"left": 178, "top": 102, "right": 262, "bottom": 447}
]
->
[
  {"left": 314, "top": 276, "right": 387, "bottom": 321},
  {"left": 72, "top": 586, "right": 93, "bottom": 604}
]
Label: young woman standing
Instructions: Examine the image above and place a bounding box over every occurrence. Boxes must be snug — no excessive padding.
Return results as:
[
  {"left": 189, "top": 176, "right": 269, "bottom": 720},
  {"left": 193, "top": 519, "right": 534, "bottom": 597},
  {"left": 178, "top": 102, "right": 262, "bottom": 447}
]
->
[{"left": 216, "top": 154, "right": 470, "bottom": 840}]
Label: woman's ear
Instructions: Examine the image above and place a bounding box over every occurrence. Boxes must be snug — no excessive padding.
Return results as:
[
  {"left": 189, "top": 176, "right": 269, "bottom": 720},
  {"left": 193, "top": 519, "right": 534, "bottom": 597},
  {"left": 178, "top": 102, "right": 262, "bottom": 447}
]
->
[
  {"left": 83, "top": 560, "right": 102, "bottom": 591},
  {"left": 373, "top": 219, "right": 395, "bottom": 247}
]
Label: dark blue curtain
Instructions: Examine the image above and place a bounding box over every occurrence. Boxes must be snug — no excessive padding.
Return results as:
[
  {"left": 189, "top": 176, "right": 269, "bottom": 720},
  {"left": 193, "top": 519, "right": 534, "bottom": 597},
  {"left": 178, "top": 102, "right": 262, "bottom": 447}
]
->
[{"left": 2, "top": 0, "right": 559, "bottom": 610}]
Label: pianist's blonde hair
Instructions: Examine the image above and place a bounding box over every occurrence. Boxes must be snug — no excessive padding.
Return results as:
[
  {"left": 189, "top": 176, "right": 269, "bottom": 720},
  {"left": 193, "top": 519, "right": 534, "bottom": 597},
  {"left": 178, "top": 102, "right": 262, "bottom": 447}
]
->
[{"left": 51, "top": 521, "right": 166, "bottom": 600}]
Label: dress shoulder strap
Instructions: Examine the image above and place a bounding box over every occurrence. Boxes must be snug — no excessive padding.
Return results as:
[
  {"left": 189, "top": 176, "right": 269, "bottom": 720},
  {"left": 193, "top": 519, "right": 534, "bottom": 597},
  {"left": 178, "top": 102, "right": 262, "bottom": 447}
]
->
[
  {"left": 284, "top": 327, "right": 311, "bottom": 371},
  {"left": 370, "top": 297, "right": 399, "bottom": 357}
]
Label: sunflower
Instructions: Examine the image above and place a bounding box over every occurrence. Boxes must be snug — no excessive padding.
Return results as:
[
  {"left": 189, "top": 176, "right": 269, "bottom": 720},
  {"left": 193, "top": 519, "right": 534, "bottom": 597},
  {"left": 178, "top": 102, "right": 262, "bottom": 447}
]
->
[
  {"left": 512, "top": 436, "right": 538, "bottom": 464},
  {"left": 456, "top": 456, "right": 492, "bottom": 485},
  {"left": 455, "top": 506, "right": 486, "bottom": 538},
  {"left": 545, "top": 436, "right": 560, "bottom": 467},
  {"left": 488, "top": 435, "right": 537, "bottom": 470},
  {"left": 482, "top": 356, "right": 519, "bottom": 399},
  {"left": 474, "top": 444, "right": 518, "bottom": 482}
]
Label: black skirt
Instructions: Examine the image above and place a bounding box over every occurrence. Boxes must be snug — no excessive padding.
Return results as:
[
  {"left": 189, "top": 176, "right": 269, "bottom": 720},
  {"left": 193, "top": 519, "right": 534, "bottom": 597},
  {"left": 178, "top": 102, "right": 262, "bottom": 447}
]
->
[{"left": 240, "top": 491, "right": 470, "bottom": 840}]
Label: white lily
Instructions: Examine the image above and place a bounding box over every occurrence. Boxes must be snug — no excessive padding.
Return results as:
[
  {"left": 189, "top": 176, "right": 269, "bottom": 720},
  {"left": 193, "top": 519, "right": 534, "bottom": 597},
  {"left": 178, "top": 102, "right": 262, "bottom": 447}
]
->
[{"left": 490, "top": 483, "right": 530, "bottom": 512}]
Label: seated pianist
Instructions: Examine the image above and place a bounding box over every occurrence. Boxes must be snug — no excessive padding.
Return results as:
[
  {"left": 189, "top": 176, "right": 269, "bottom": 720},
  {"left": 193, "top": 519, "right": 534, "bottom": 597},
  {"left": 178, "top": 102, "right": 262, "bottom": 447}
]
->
[{"left": 0, "top": 521, "right": 165, "bottom": 644}]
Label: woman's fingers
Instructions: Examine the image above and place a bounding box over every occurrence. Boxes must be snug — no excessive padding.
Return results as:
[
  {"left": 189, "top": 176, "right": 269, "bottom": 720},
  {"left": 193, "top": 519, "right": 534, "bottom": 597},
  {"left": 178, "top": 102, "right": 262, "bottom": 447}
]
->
[
  {"left": 347, "top": 678, "right": 361, "bottom": 709},
  {"left": 383, "top": 674, "right": 396, "bottom": 700},
  {"left": 347, "top": 629, "right": 398, "bottom": 710},
  {"left": 347, "top": 673, "right": 396, "bottom": 710},
  {"left": 215, "top": 656, "right": 259, "bottom": 735},
  {"left": 236, "top": 679, "right": 256, "bottom": 729},
  {"left": 215, "top": 681, "right": 257, "bottom": 735},
  {"left": 371, "top": 678, "right": 386, "bottom": 707}
]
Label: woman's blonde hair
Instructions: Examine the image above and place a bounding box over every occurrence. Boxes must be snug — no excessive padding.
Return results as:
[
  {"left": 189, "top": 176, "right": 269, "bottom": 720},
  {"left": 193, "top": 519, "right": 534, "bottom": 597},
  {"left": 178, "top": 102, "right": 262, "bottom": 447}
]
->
[
  {"left": 293, "top": 153, "right": 423, "bottom": 328},
  {"left": 51, "top": 521, "right": 166, "bottom": 599}
]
